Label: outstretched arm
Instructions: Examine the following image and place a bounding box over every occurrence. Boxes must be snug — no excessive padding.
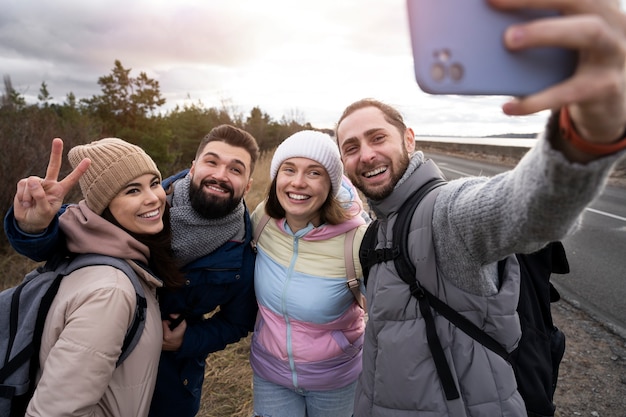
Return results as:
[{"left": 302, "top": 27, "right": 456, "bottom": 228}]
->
[{"left": 493, "top": 0, "right": 626, "bottom": 162}]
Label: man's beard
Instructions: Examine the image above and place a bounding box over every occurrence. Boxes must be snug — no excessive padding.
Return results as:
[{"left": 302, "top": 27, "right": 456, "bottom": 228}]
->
[
  {"left": 348, "top": 151, "right": 410, "bottom": 201},
  {"left": 188, "top": 179, "right": 242, "bottom": 219}
]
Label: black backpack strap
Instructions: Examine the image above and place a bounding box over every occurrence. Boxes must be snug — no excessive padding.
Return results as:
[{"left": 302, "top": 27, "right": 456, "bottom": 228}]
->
[
  {"left": 392, "top": 177, "right": 446, "bottom": 281},
  {"left": 547, "top": 241, "right": 569, "bottom": 303},
  {"left": 358, "top": 178, "right": 446, "bottom": 284},
  {"left": 393, "top": 177, "right": 509, "bottom": 401},
  {"left": 392, "top": 178, "right": 459, "bottom": 400},
  {"left": 61, "top": 254, "right": 147, "bottom": 366},
  {"left": 358, "top": 219, "right": 379, "bottom": 286}
]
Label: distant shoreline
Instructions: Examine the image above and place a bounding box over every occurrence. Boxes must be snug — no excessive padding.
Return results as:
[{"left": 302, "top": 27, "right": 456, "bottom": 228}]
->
[
  {"left": 414, "top": 135, "right": 537, "bottom": 148},
  {"left": 419, "top": 141, "right": 626, "bottom": 187},
  {"left": 415, "top": 133, "right": 538, "bottom": 139}
]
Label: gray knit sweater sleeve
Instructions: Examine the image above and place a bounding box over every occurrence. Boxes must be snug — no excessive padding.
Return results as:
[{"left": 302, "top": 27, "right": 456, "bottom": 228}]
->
[{"left": 432, "top": 129, "right": 624, "bottom": 296}]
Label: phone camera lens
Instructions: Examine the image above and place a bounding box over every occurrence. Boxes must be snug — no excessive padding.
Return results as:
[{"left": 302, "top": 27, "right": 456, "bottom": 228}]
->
[
  {"left": 430, "top": 63, "right": 446, "bottom": 82},
  {"left": 449, "top": 63, "right": 464, "bottom": 82}
]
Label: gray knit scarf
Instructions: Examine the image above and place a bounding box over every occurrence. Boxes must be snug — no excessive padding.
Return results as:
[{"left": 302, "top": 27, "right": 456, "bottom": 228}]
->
[{"left": 168, "top": 174, "right": 245, "bottom": 266}]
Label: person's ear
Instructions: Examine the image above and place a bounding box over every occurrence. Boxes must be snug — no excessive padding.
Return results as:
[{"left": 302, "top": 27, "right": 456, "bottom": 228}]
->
[
  {"left": 243, "top": 178, "right": 253, "bottom": 196},
  {"left": 404, "top": 128, "right": 416, "bottom": 153}
]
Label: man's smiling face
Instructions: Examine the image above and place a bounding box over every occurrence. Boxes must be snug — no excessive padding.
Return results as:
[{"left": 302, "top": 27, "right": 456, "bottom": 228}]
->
[
  {"left": 337, "top": 106, "right": 414, "bottom": 201},
  {"left": 188, "top": 140, "right": 252, "bottom": 218}
]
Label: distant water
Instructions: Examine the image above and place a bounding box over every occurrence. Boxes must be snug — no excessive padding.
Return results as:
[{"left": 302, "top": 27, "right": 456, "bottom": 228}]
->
[{"left": 415, "top": 136, "right": 537, "bottom": 148}]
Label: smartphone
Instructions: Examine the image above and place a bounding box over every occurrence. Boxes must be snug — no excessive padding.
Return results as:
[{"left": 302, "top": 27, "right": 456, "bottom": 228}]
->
[{"left": 406, "top": 0, "right": 577, "bottom": 96}]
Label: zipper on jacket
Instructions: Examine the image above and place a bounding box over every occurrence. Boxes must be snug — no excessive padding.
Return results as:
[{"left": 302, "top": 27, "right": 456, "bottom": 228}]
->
[{"left": 282, "top": 236, "right": 300, "bottom": 388}]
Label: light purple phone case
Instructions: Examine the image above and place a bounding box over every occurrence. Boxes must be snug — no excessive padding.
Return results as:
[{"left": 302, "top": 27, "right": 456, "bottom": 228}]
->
[{"left": 406, "top": 0, "right": 577, "bottom": 96}]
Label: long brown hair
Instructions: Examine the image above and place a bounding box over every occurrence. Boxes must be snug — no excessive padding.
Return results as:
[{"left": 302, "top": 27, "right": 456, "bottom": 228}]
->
[{"left": 102, "top": 203, "right": 185, "bottom": 289}]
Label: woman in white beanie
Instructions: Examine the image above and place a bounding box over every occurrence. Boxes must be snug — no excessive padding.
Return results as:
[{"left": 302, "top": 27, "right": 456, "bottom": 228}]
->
[
  {"left": 249, "top": 130, "right": 368, "bottom": 417},
  {"left": 20, "top": 138, "right": 184, "bottom": 417}
]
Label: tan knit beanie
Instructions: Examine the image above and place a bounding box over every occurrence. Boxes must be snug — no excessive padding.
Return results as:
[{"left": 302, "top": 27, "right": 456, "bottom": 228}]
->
[{"left": 68, "top": 138, "right": 161, "bottom": 215}]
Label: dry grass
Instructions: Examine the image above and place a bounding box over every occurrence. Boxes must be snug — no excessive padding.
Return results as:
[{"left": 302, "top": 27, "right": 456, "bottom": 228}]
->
[
  {"left": 0, "top": 248, "right": 42, "bottom": 290},
  {"left": 197, "top": 335, "right": 254, "bottom": 417},
  {"left": 245, "top": 149, "right": 273, "bottom": 212}
]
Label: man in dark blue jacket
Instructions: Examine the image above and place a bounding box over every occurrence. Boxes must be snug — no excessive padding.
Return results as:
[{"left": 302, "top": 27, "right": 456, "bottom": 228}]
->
[{"left": 5, "top": 125, "right": 259, "bottom": 417}]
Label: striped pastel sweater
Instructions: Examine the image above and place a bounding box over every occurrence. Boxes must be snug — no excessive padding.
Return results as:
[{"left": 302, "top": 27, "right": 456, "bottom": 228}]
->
[{"left": 249, "top": 202, "right": 367, "bottom": 390}]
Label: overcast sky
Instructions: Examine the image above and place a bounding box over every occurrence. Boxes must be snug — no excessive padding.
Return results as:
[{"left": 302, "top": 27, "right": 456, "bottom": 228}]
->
[{"left": 2, "top": 0, "right": 624, "bottom": 137}]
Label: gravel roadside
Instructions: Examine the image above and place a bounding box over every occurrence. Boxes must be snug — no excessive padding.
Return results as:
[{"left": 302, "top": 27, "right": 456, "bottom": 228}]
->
[{"left": 551, "top": 298, "right": 626, "bottom": 417}]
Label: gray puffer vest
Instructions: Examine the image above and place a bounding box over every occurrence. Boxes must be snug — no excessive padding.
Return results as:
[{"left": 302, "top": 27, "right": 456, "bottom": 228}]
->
[{"left": 354, "top": 160, "right": 525, "bottom": 417}]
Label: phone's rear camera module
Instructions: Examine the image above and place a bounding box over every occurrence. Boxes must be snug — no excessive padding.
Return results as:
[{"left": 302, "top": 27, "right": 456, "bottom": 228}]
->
[
  {"left": 433, "top": 48, "right": 451, "bottom": 63},
  {"left": 430, "top": 63, "right": 446, "bottom": 82},
  {"left": 449, "top": 63, "right": 464, "bottom": 81}
]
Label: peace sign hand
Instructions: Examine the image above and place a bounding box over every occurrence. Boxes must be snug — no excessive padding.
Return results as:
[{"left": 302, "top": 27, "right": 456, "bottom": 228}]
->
[{"left": 13, "top": 138, "right": 90, "bottom": 233}]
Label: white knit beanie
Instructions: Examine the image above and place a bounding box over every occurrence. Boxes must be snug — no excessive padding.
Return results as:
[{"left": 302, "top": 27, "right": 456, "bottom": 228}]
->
[
  {"left": 270, "top": 130, "right": 343, "bottom": 196},
  {"left": 68, "top": 138, "right": 161, "bottom": 215}
]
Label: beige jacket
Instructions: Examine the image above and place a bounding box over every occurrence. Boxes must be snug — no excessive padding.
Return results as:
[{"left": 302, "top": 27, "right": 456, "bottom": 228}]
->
[{"left": 25, "top": 201, "right": 163, "bottom": 417}]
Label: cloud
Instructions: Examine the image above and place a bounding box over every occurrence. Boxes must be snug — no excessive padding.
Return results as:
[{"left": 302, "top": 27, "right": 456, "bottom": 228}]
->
[{"left": 2, "top": 0, "right": 618, "bottom": 136}]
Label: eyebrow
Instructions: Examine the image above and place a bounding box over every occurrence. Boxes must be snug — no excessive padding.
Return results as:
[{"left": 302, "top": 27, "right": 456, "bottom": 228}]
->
[
  {"left": 123, "top": 175, "right": 160, "bottom": 189},
  {"left": 282, "top": 160, "right": 325, "bottom": 170},
  {"left": 363, "top": 127, "right": 385, "bottom": 137},
  {"left": 341, "top": 127, "right": 385, "bottom": 145},
  {"left": 202, "top": 151, "right": 247, "bottom": 170}
]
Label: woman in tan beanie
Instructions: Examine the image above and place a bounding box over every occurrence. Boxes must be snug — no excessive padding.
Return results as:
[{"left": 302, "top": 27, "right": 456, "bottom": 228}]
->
[{"left": 21, "top": 138, "right": 183, "bottom": 417}]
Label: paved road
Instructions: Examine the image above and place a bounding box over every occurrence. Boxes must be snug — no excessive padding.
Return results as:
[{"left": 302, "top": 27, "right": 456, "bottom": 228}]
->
[{"left": 426, "top": 152, "right": 626, "bottom": 337}]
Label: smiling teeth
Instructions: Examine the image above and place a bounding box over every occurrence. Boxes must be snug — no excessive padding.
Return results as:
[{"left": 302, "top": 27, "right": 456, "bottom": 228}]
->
[
  {"left": 288, "top": 193, "right": 309, "bottom": 200},
  {"left": 207, "top": 185, "right": 226, "bottom": 193},
  {"left": 365, "top": 167, "right": 387, "bottom": 178},
  {"left": 141, "top": 210, "right": 160, "bottom": 218}
]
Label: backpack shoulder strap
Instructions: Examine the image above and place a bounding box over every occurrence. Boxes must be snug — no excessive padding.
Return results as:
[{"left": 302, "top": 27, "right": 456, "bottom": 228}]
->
[
  {"left": 0, "top": 266, "right": 67, "bottom": 394},
  {"left": 392, "top": 177, "right": 446, "bottom": 282},
  {"left": 63, "top": 254, "right": 147, "bottom": 366},
  {"left": 0, "top": 253, "right": 147, "bottom": 413},
  {"left": 358, "top": 178, "right": 449, "bottom": 285},
  {"left": 392, "top": 177, "right": 509, "bottom": 401},
  {"left": 252, "top": 213, "right": 366, "bottom": 309},
  {"left": 251, "top": 212, "right": 271, "bottom": 253},
  {"left": 359, "top": 218, "right": 405, "bottom": 290},
  {"left": 344, "top": 227, "right": 366, "bottom": 310},
  {"left": 392, "top": 178, "right": 460, "bottom": 400}
]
